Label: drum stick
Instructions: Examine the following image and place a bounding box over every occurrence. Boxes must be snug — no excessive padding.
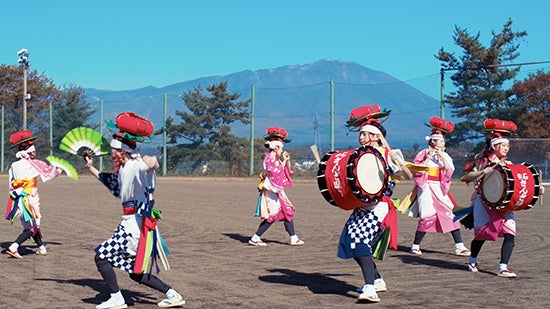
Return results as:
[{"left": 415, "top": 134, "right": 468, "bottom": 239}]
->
[
  {"left": 310, "top": 145, "right": 321, "bottom": 163},
  {"left": 379, "top": 134, "right": 392, "bottom": 151}
]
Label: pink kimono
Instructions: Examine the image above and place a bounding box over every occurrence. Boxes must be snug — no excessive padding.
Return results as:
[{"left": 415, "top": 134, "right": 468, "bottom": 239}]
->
[
  {"left": 259, "top": 152, "right": 295, "bottom": 223},
  {"left": 408, "top": 149, "right": 460, "bottom": 233},
  {"left": 472, "top": 155, "right": 515, "bottom": 241}
]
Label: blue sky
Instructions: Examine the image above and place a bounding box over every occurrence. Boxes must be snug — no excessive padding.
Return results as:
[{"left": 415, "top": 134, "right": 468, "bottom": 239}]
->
[{"left": 1, "top": 0, "right": 549, "bottom": 99}]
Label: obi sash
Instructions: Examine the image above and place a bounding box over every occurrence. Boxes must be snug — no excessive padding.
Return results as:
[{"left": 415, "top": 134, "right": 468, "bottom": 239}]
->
[
  {"left": 6, "top": 178, "right": 38, "bottom": 223},
  {"left": 124, "top": 199, "right": 170, "bottom": 274},
  {"left": 427, "top": 167, "right": 441, "bottom": 181}
]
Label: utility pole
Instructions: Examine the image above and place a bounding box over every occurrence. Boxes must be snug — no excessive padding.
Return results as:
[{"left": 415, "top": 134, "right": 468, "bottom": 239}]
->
[{"left": 17, "top": 49, "right": 30, "bottom": 130}]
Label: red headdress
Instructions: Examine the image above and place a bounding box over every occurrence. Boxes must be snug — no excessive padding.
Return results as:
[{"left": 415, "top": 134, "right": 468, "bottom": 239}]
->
[
  {"left": 10, "top": 130, "right": 37, "bottom": 148},
  {"left": 484, "top": 119, "right": 517, "bottom": 147},
  {"left": 106, "top": 112, "right": 155, "bottom": 145},
  {"left": 424, "top": 116, "right": 454, "bottom": 140},
  {"left": 346, "top": 104, "right": 391, "bottom": 129},
  {"left": 264, "top": 127, "right": 291, "bottom": 143}
]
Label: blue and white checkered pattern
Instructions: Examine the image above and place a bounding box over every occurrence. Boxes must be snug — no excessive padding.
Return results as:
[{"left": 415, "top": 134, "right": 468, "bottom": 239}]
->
[
  {"left": 95, "top": 224, "right": 136, "bottom": 273},
  {"left": 346, "top": 208, "right": 382, "bottom": 250}
]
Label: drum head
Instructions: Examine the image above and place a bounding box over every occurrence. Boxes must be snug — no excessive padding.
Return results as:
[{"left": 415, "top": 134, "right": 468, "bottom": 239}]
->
[
  {"left": 356, "top": 153, "right": 385, "bottom": 194},
  {"left": 482, "top": 169, "right": 505, "bottom": 204}
]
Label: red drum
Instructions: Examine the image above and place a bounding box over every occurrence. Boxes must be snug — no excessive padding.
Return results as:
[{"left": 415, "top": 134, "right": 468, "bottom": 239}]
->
[
  {"left": 116, "top": 112, "right": 154, "bottom": 137},
  {"left": 317, "top": 146, "right": 389, "bottom": 210},
  {"left": 480, "top": 163, "right": 541, "bottom": 211}
]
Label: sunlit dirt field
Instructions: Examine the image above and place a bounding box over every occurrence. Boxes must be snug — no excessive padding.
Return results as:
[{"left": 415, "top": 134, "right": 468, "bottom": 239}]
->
[{"left": 1, "top": 175, "right": 548, "bottom": 308}]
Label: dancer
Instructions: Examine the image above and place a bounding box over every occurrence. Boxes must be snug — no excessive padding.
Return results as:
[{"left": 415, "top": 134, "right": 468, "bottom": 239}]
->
[
  {"left": 83, "top": 113, "right": 185, "bottom": 308},
  {"left": 406, "top": 117, "right": 470, "bottom": 256},
  {"left": 338, "top": 105, "right": 411, "bottom": 302},
  {"left": 461, "top": 119, "right": 519, "bottom": 277},
  {"left": 5, "top": 130, "right": 61, "bottom": 258},
  {"left": 248, "top": 127, "right": 304, "bottom": 247}
]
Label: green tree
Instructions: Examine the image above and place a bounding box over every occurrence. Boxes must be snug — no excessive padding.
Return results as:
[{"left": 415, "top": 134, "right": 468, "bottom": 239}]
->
[
  {"left": 436, "top": 19, "right": 527, "bottom": 145},
  {"left": 0, "top": 64, "right": 60, "bottom": 157},
  {"left": 163, "top": 82, "right": 251, "bottom": 175},
  {"left": 52, "top": 84, "right": 97, "bottom": 156}
]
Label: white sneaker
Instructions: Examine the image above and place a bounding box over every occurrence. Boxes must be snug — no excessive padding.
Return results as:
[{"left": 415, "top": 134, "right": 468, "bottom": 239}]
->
[
  {"left": 36, "top": 245, "right": 48, "bottom": 256},
  {"left": 356, "top": 279, "right": 386, "bottom": 293},
  {"left": 358, "top": 284, "right": 380, "bottom": 302},
  {"left": 96, "top": 291, "right": 127, "bottom": 309},
  {"left": 158, "top": 289, "right": 186, "bottom": 308},
  {"left": 455, "top": 248, "right": 471, "bottom": 256},
  {"left": 248, "top": 239, "right": 267, "bottom": 247},
  {"left": 498, "top": 269, "right": 517, "bottom": 278},
  {"left": 374, "top": 278, "right": 387, "bottom": 292}
]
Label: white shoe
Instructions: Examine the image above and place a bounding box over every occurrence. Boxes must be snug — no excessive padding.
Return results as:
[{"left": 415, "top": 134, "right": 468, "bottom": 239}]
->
[
  {"left": 374, "top": 278, "right": 387, "bottom": 292},
  {"left": 248, "top": 239, "right": 267, "bottom": 247},
  {"left": 158, "top": 289, "right": 186, "bottom": 308},
  {"left": 96, "top": 291, "right": 127, "bottom": 309},
  {"left": 498, "top": 269, "right": 517, "bottom": 278},
  {"left": 36, "top": 246, "right": 48, "bottom": 256},
  {"left": 410, "top": 248, "right": 422, "bottom": 255},
  {"left": 455, "top": 248, "right": 471, "bottom": 256},
  {"left": 358, "top": 284, "right": 380, "bottom": 302},
  {"left": 356, "top": 279, "right": 386, "bottom": 293}
]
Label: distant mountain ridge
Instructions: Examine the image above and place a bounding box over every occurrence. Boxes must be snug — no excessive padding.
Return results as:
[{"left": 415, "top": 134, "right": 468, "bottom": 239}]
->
[{"left": 84, "top": 59, "right": 441, "bottom": 150}]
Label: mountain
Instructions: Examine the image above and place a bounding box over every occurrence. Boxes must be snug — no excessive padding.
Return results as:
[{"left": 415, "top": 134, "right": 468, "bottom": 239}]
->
[{"left": 84, "top": 59, "right": 441, "bottom": 151}]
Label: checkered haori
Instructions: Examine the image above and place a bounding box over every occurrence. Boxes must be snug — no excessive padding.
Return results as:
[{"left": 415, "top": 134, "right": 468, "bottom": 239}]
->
[{"left": 337, "top": 202, "right": 390, "bottom": 259}]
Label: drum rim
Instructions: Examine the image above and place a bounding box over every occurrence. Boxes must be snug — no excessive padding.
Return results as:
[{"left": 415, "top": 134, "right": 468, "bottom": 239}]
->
[
  {"left": 346, "top": 145, "right": 389, "bottom": 204},
  {"left": 481, "top": 162, "right": 542, "bottom": 211}
]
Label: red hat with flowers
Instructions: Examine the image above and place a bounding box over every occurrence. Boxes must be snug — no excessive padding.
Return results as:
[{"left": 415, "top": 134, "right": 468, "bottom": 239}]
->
[
  {"left": 10, "top": 130, "right": 37, "bottom": 148},
  {"left": 264, "top": 127, "right": 291, "bottom": 143},
  {"left": 424, "top": 116, "right": 454, "bottom": 140},
  {"left": 346, "top": 104, "right": 391, "bottom": 128},
  {"left": 106, "top": 112, "right": 154, "bottom": 144},
  {"left": 484, "top": 119, "right": 517, "bottom": 146}
]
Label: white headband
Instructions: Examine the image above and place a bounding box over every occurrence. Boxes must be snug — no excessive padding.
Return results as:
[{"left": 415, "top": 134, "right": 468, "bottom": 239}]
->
[
  {"left": 490, "top": 137, "right": 509, "bottom": 147},
  {"left": 425, "top": 133, "right": 444, "bottom": 141},
  {"left": 15, "top": 144, "right": 36, "bottom": 159},
  {"left": 110, "top": 139, "right": 135, "bottom": 153},
  {"left": 360, "top": 124, "right": 382, "bottom": 135},
  {"left": 265, "top": 140, "right": 283, "bottom": 150}
]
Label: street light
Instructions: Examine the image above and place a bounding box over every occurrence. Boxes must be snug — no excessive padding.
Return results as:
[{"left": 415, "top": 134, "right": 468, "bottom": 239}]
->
[{"left": 17, "top": 48, "right": 30, "bottom": 130}]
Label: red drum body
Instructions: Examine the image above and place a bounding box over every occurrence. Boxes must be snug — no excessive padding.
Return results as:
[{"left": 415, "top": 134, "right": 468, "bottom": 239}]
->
[
  {"left": 317, "top": 146, "right": 389, "bottom": 210},
  {"left": 480, "top": 163, "right": 541, "bottom": 211},
  {"left": 116, "top": 112, "right": 154, "bottom": 137}
]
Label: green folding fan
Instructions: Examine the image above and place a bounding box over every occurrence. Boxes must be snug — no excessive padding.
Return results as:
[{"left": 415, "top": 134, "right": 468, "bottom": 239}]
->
[
  {"left": 46, "top": 156, "right": 78, "bottom": 180},
  {"left": 59, "top": 127, "right": 110, "bottom": 156}
]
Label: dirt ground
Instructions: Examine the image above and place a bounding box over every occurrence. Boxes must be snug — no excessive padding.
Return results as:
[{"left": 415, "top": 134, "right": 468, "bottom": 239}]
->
[{"left": 0, "top": 175, "right": 549, "bottom": 309}]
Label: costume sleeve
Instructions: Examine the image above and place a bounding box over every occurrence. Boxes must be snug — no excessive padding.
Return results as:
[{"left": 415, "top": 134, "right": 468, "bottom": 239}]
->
[
  {"left": 98, "top": 172, "right": 120, "bottom": 198},
  {"left": 412, "top": 149, "right": 429, "bottom": 188},
  {"left": 262, "top": 153, "right": 293, "bottom": 190}
]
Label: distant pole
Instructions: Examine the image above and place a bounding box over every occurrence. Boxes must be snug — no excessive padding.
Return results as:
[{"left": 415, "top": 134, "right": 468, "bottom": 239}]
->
[
  {"left": 330, "top": 78, "right": 335, "bottom": 151},
  {"left": 440, "top": 68, "right": 445, "bottom": 119},
  {"left": 249, "top": 85, "right": 255, "bottom": 176},
  {"left": 17, "top": 49, "right": 30, "bottom": 130},
  {"left": 162, "top": 93, "right": 167, "bottom": 176},
  {"left": 49, "top": 101, "right": 53, "bottom": 156},
  {"left": 23, "top": 68, "right": 28, "bottom": 130},
  {"left": 99, "top": 98, "right": 104, "bottom": 170}
]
